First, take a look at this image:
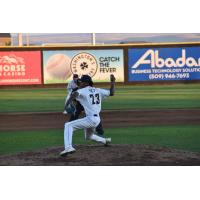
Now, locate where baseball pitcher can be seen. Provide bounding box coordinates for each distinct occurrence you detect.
[60,74,115,156]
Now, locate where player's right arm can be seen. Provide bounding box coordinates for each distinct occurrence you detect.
[110,74,116,96]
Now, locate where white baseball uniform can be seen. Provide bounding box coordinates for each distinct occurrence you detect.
[64,86,110,149]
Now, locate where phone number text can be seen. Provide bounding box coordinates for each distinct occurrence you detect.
[149,73,190,80]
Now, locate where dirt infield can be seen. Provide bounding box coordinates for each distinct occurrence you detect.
[1,144,200,166]
[1,109,200,131]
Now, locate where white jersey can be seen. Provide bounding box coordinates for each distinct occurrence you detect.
[76,86,110,116]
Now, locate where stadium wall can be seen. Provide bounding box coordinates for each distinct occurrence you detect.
[1,42,200,87]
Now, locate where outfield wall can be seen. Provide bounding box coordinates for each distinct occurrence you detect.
[1,42,200,86]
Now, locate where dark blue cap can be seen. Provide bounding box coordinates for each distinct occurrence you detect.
[80,75,93,86]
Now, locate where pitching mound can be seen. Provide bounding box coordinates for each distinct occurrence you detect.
[1,144,200,166]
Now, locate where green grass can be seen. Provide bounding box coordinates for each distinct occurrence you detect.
[0,88,65,112]
[1,125,200,155]
[0,84,200,112]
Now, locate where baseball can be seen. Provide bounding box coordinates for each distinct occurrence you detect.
[45,54,72,80]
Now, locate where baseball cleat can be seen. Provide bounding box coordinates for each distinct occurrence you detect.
[60,146,76,157]
[104,138,111,146]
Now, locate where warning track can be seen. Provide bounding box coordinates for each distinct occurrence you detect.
[0,109,200,131]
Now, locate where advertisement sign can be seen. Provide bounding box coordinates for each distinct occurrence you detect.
[128,47,200,81]
[43,49,124,84]
[0,51,41,85]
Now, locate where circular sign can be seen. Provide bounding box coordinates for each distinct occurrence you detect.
[70,52,98,77]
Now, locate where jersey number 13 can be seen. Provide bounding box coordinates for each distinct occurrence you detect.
[89,94,100,105]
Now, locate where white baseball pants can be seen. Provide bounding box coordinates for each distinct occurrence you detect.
[64,116,107,149]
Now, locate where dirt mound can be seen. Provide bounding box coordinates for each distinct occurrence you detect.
[1,144,200,166]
